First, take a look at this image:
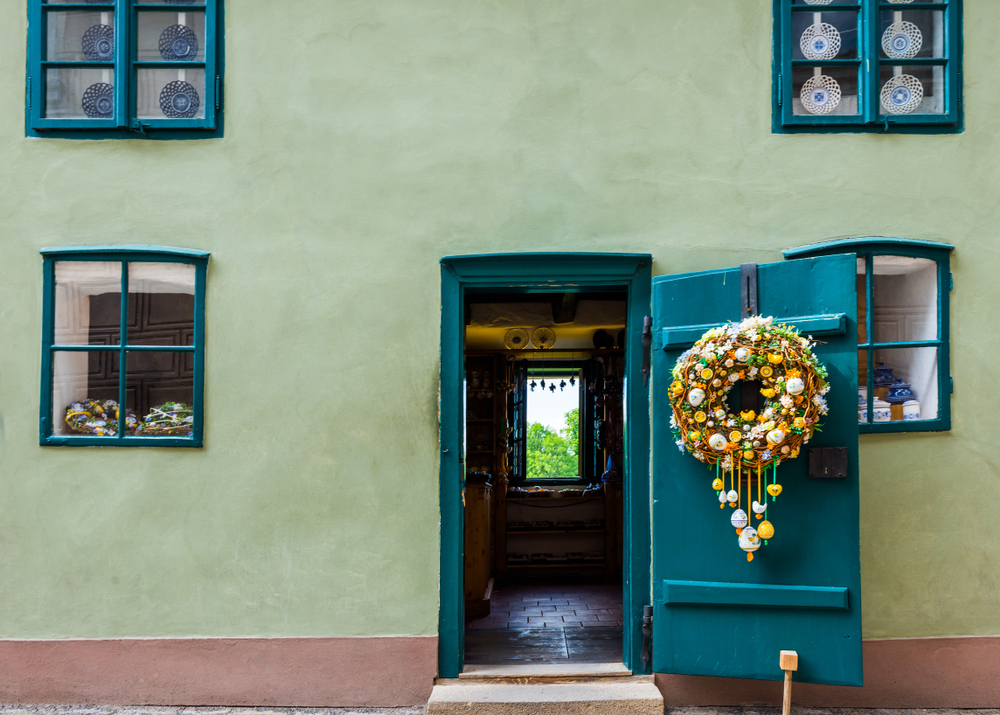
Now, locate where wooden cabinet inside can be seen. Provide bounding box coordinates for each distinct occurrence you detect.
[464,474,494,618]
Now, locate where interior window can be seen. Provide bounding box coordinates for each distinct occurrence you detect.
[526,365,581,481]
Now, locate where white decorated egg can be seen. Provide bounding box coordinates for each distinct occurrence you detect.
[786,377,805,395]
[731,509,748,529]
[752,500,767,515]
[734,347,750,363]
[739,527,761,552]
[766,429,786,446]
[726,489,739,504]
[688,388,706,407]
[708,433,728,451]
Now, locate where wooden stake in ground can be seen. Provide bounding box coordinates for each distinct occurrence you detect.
[780,650,798,715]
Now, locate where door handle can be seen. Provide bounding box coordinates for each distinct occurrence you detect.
[641,316,652,387]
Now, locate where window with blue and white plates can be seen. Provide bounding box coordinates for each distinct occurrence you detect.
[773,0,962,133]
[27,0,222,139]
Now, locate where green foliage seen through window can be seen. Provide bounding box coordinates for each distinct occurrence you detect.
[526,408,579,480]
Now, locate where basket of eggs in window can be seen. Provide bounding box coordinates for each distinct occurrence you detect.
[65,400,194,437]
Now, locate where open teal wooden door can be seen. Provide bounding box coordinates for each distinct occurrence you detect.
[650,255,862,686]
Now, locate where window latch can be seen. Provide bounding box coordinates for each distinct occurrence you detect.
[130,121,150,135]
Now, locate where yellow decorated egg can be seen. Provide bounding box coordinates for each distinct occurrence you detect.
[688,430,702,441]
[757,520,775,539]
[767,483,782,497]
[743,450,754,461]
[793,416,807,430]
[711,477,724,491]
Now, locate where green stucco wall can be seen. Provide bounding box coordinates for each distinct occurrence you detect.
[0,0,996,640]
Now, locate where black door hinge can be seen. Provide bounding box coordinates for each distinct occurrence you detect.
[640,604,653,672]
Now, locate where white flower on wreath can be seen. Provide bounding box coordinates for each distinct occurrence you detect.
[813,395,829,414]
[748,367,758,378]
[762,449,773,461]
[676,439,685,453]
[820,383,831,396]
[780,395,794,409]
[669,414,678,429]
[727,418,737,427]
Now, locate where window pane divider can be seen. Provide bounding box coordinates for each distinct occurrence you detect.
[50,344,195,352]
[862,340,942,350]
[117,262,129,439]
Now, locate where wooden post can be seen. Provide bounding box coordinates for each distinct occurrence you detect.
[780,650,798,715]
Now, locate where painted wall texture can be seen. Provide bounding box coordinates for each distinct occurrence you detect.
[0,0,996,642]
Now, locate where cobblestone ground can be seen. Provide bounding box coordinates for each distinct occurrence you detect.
[2,707,999,715]
[0,709,427,715]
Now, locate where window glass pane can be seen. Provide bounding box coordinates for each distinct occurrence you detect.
[792,0,859,4]
[136,0,205,4]
[136,11,206,62]
[857,350,870,424]
[880,10,945,60]
[792,65,860,116]
[53,350,123,437]
[526,368,581,480]
[127,351,194,437]
[46,10,114,62]
[872,256,938,343]
[137,68,205,119]
[127,263,195,346]
[45,68,115,119]
[55,261,122,345]
[872,347,938,423]
[792,11,858,61]
[879,64,946,115]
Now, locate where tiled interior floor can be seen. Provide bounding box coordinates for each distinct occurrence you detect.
[468,582,623,629]
[464,582,623,664]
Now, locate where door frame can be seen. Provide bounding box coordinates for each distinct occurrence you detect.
[438,252,653,678]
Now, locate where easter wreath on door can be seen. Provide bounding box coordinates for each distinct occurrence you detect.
[668,315,831,561]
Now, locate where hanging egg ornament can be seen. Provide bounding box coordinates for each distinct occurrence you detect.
[731,509,748,530]
[786,377,805,395]
[727,489,739,505]
[752,500,767,515]
[767,483,783,498]
[709,433,728,451]
[719,490,728,507]
[734,347,750,363]
[712,477,724,491]
[766,429,785,446]
[688,388,707,407]
[757,520,775,540]
[739,527,761,561]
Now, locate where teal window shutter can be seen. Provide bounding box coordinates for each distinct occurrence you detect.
[784,238,953,433]
[27,0,223,139]
[773,0,962,134]
[39,246,209,447]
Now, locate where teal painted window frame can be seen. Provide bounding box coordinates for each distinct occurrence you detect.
[40,245,209,447]
[439,253,652,678]
[27,0,223,139]
[773,0,962,134]
[784,238,952,433]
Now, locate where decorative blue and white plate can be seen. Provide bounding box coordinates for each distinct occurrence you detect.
[800,23,841,61]
[159,24,198,61]
[880,74,923,114]
[82,82,114,118]
[82,24,114,61]
[800,74,842,114]
[803,0,834,4]
[882,21,922,59]
[159,80,200,118]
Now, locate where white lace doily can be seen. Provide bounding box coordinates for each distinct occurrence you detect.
[800,74,842,114]
[882,21,922,59]
[800,23,841,61]
[881,74,924,114]
[803,0,834,4]
[887,0,915,4]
